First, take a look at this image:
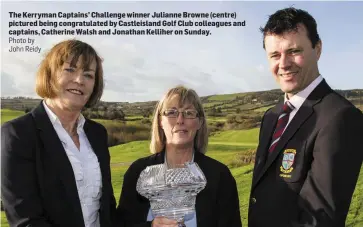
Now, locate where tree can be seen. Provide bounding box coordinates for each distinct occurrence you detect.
[106,108,125,120]
[207,107,218,116]
[142,108,153,118]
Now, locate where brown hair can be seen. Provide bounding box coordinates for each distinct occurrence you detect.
[36,39,104,107]
[150,86,208,154]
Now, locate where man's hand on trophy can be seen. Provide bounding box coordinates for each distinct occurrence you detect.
[152,217,179,227]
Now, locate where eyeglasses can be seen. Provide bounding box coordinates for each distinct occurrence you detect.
[161,109,199,119]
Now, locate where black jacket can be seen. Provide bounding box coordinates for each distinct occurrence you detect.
[116,150,242,227]
[1,102,116,227]
[249,80,363,227]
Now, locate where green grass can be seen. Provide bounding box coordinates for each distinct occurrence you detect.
[110,165,129,202]
[1,212,8,227]
[1,109,24,124]
[125,115,144,120]
[346,166,363,227]
[231,165,254,225]
[109,141,150,164]
[209,128,259,145]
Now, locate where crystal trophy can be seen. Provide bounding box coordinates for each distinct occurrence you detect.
[136,162,207,227]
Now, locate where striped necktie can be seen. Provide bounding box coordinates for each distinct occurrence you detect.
[268,101,294,153]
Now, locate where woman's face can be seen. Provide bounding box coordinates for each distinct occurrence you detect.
[53,56,96,111]
[160,95,202,149]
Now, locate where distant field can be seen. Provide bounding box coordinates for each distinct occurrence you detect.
[93,118,126,126]
[125,115,144,120]
[254,105,274,112]
[207,93,245,101]
[0,109,226,126]
[206,116,226,123]
[203,101,224,108]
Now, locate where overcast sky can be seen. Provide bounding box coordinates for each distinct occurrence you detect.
[1,1,362,102]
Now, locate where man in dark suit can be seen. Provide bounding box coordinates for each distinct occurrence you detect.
[248,7,363,227]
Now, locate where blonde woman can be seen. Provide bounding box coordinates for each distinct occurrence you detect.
[116,86,242,227]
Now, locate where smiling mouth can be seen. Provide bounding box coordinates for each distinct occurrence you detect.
[279,72,298,78]
[67,89,84,95]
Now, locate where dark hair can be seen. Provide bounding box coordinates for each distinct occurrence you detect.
[260,7,320,49]
[36,39,104,108]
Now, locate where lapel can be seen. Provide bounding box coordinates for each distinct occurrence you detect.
[149,150,165,166]
[193,152,211,227]
[252,80,331,190]
[83,120,107,207]
[83,120,103,161]
[31,102,84,219]
[252,103,282,183]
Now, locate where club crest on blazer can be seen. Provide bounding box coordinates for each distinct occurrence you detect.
[279,149,296,178]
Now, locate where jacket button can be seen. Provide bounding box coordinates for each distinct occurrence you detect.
[251,197,257,204]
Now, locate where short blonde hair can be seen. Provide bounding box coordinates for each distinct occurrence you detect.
[150,86,208,154]
[36,39,104,108]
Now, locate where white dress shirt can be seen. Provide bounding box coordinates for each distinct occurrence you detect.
[284,75,323,128]
[43,102,102,227]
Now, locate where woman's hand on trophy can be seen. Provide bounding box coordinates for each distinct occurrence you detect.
[152,217,178,227]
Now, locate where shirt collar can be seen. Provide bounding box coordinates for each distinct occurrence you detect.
[284,75,323,111]
[42,100,86,129]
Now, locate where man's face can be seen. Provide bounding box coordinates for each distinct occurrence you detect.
[264,24,322,98]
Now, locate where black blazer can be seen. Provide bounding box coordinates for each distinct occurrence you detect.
[115,150,242,227]
[1,102,116,227]
[248,80,363,227]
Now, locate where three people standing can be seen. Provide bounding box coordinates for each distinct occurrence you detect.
[2,6,363,227]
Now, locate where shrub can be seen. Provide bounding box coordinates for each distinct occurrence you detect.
[105,123,151,146]
[24,107,31,113]
[141,118,152,125]
[228,149,257,168]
